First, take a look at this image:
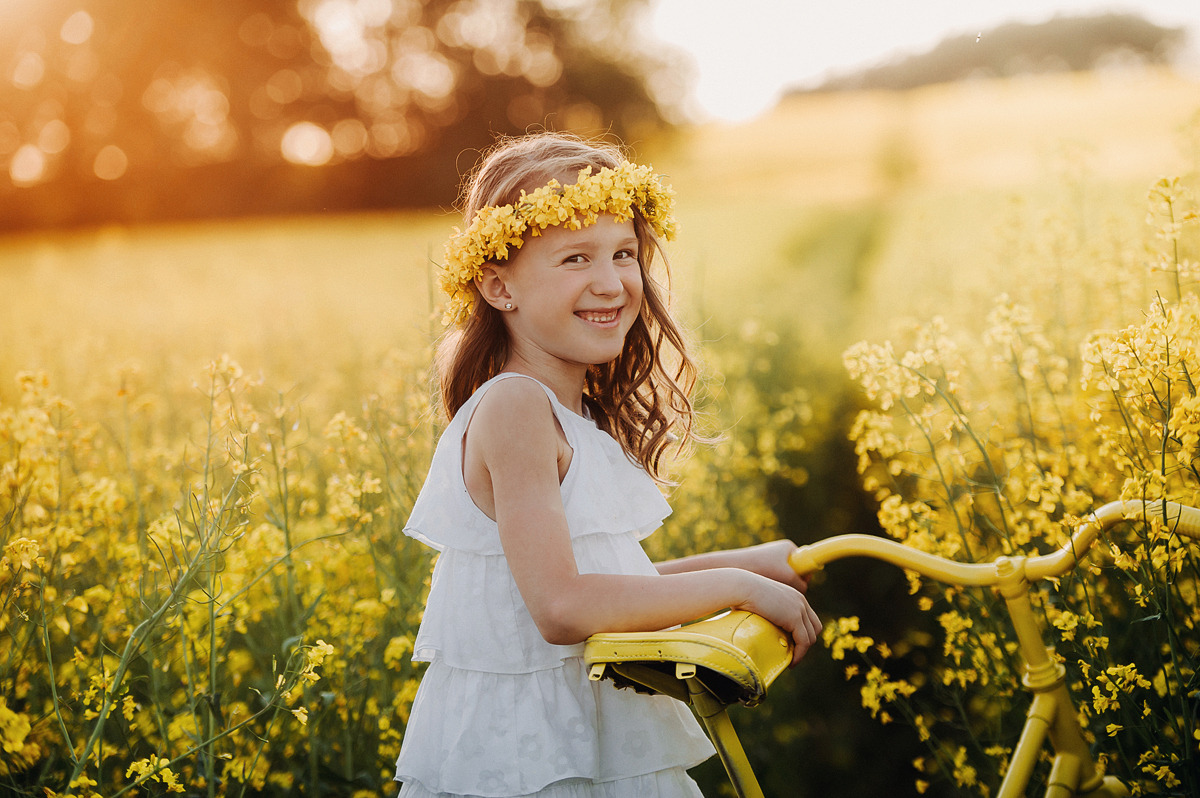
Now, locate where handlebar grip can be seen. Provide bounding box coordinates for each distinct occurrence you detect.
[788,545,821,576]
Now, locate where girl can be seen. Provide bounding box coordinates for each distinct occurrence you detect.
[395,133,821,797]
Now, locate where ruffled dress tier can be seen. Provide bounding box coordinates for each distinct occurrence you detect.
[395,374,714,797]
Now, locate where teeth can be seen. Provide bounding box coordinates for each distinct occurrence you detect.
[579,310,618,323]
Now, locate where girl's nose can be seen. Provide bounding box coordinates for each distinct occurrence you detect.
[591,260,624,296]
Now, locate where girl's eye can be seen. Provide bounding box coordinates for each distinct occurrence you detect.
[615,249,638,261]
[563,254,587,265]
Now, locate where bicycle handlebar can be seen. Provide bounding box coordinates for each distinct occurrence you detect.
[790,500,1200,586]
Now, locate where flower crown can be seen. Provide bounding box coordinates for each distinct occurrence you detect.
[440,161,677,326]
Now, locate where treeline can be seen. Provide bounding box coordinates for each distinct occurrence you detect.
[0,0,681,232]
[807,13,1187,93]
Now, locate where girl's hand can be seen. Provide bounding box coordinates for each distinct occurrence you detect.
[736,571,822,666]
[734,539,810,594]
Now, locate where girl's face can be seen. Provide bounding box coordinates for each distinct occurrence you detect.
[496,213,643,375]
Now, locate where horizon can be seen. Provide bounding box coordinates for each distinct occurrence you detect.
[650,0,1200,122]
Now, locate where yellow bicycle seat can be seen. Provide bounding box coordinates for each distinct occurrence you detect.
[584,611,792,708]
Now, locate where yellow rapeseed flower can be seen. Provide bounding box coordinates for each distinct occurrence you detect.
[3,538,42,573]
[821,616,874,661]
[0,697,32,756]
[127,757,185,794]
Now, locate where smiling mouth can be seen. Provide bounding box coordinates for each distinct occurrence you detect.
[576,309,620,324]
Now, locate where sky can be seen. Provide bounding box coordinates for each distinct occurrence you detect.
[650,0,1200,122]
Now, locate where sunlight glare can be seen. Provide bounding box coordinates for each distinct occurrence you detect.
[392,49,456,99]
[652,0,1200,123]
[309,0,388,76]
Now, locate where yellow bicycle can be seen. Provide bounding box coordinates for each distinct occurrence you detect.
[585,500,1200,798]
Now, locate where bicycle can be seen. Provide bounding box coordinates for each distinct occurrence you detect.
[585,499,1200,798]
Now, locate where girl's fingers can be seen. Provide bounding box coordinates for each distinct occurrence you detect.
[791,628,813,665]
[789,602,822,665]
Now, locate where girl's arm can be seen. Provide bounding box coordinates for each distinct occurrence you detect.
[466,379,821,665]
[655,540,810,594]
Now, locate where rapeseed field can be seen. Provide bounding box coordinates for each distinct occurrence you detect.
[2,69,1199,796]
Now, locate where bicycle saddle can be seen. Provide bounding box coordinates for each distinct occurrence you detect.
[584,610,792,708]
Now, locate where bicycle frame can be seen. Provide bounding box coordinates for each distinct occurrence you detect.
[586,499,1200,797]
[789,499,1200,798]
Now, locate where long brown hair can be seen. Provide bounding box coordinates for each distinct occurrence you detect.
[439,132,700,480]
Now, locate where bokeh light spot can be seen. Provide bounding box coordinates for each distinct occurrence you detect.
[358,0,392,27]
[38,120,71,154]
[60,11,95,45]
[93,145,128,180]
[266,69,304,104]
[266,25,303,60]
[12,52,45,89]
[524,48,562,88]
[238,13,273,47]
[10,144,47,186]
[393,50,456,99]
[331,118,368,157]
[367,119,420,158]
[281,122,333,165]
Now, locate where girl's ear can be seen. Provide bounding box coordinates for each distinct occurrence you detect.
[476,266,514,311]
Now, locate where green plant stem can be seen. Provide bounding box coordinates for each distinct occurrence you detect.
[63,472,246,794]
[38,582,75,763]
[271,408,303,629]
[108,698,289,798]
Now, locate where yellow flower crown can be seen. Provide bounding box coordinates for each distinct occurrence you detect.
[440,161,677,326]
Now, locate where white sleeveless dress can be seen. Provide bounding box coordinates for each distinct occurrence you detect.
[394,374,714,797]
